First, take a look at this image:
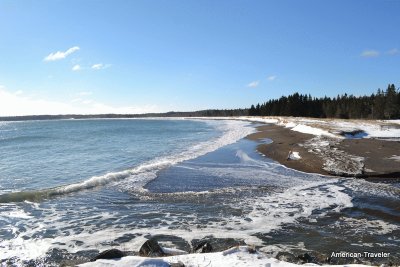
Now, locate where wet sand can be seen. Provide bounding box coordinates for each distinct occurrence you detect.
[247,124,400,178]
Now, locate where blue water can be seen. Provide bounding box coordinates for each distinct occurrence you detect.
[0,119,218,192]
[0,119,399,266]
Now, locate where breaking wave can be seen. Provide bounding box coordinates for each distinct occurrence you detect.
[0,120,254,203]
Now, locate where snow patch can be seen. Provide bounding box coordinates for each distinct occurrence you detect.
[289,151,301,160]
[388,155,400,162]
[291,124,338,138]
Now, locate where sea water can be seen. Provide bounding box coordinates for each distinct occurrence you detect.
[0,119,399,266]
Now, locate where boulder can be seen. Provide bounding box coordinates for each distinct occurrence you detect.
[193,241,212,253]
[170,262,185,267]
[90,248,125,261]
[139,239,166,257]
[298,253,318,264]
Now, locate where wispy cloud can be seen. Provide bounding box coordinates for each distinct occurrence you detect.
[44,46,80,62]
[76,91,92,96]
[361,49,380,58]
[386,48,399,55]
[267,75,276,81]
[247,81,259,88]
[0,86,158,116]
[91,63,111,70]
[72,64,81,71]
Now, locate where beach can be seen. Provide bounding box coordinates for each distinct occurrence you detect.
[245,117,400,179]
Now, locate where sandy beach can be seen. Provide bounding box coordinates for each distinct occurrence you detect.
[247,122,400,179]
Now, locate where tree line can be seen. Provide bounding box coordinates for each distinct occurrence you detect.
[0,109,249,121]
[249,84,400,119]
[1,84,399,121]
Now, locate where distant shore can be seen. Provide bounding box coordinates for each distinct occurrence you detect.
[247,123,400,179]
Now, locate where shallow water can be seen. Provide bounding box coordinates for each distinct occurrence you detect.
[0,119,399,266]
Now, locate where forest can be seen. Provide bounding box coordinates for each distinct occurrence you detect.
[249,84,400,119]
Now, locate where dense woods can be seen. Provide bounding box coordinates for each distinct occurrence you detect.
[249,84,400,119]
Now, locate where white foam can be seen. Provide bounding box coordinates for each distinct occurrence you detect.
[230,181,353,234]
[334,217,399,235]
[0,163,354,262]
[0,209,33,219]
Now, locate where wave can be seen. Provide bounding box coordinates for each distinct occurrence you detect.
[0,120,254,203]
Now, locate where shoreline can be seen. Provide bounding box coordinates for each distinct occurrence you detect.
[247,122,400,179]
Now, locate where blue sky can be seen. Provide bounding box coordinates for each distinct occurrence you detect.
[0,0,399,115]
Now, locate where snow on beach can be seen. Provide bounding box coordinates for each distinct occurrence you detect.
[238,116,400,140]
[214,116,400,176]
[80,246,372,267]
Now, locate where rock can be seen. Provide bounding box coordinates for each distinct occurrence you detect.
[297,253,316,264]
[276,251,297,263]
[90,248,125,261]
[139,239,166,257]
[170,262,185,267]
[193,241,212,253]
[247,246,257,254]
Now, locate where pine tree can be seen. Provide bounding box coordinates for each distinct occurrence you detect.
[385,84,398,119]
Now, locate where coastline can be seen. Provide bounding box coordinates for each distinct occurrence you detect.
[246,121,400,179]
[2,118,399,266]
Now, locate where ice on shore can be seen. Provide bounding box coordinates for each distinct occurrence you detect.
[304,136,364,176]
[290,124,338,138]
[79,246,372,267]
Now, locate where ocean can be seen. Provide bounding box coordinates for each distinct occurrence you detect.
[0,119,399,266]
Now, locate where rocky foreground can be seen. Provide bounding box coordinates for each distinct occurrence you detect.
[79,239,384,267]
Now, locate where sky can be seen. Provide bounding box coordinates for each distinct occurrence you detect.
[0,0,399,116]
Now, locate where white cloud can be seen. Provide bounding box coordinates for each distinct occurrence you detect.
[76,91,92,96]
[72,64,81,71]
[386,48,399,55]
[44,46,80,62]
[0,86,159,116]
[91,63,111,70]
[267,75,276,81]
[361,49,379,58]
[247,81,259,88]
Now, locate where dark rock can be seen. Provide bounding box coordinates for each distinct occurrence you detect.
[276,251,297,263]
[325,256,332,264]
[170,262,185,267]
[144,234,191,253]
[90,248,125,261]
[247,246,257,254]
[139,239,166,257]
[297,253,316,264]
[353,257,363,264]
[193,241,212,253]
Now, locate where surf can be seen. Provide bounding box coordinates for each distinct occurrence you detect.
[0,119,254,203]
